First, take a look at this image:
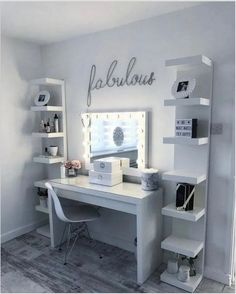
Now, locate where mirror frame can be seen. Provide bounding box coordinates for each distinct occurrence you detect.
[81,111,148,176]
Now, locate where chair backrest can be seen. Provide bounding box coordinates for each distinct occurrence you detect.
[45,182,70,223]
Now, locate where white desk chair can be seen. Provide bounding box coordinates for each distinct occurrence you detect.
[45,182,100,264]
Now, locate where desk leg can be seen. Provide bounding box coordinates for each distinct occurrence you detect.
[136,190,163,284]
[48,193,66,248]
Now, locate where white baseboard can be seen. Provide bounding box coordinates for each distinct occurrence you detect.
[1,218,48,244]
[204,266,231,285]
[90,229,134,253]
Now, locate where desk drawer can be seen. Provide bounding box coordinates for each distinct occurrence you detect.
[56,189,136,215]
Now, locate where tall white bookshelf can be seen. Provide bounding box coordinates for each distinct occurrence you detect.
[30,78,67,237]
[161,55,213,292]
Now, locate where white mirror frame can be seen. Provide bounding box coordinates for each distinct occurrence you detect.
[81,111,148,176]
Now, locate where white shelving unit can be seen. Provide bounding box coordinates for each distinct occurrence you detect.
[33,156,64,164]
[32,132,64,138]
[31,77,67,238]
[31,106,63,112]
[161,55,213,292]
[164,97,210,107]
[161,235,204,258]
[162,203,205,222]
[35,205,49,214]
[162,170,206,185]
[163,137,208,145]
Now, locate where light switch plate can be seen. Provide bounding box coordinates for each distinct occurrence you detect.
[211,123,223,135]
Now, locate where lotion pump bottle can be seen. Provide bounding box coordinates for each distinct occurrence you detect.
[54,114,59,132]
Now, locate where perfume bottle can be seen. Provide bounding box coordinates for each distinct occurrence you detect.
[46,119,51,133]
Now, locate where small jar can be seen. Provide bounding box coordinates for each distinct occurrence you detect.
[141,168,159,191]
[167,258,178,274]
[178,265,190,282]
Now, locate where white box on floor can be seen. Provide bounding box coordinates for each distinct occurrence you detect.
[93,157,121,173]
[89,170,123,186]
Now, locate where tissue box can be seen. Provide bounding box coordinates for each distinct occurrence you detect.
[93,157,121,173]
[89,170,123,186]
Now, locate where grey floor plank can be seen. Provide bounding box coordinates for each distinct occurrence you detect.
[1,270,52,293]
[223,284,235,293]
[1,231,228,293]
[195,278,225,293]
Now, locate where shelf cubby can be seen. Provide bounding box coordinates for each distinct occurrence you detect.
[161,235,204,258]
[162,203,205,222]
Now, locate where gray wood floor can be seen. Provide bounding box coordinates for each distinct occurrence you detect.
[1,231,235,293]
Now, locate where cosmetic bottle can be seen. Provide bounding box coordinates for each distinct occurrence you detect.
[46,120,51,133]
[54,114,59,132]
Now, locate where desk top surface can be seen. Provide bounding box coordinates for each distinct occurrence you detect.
[50,175,159,201]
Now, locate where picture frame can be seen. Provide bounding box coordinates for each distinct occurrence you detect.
[171,78,196,99]
[34,90,50,106]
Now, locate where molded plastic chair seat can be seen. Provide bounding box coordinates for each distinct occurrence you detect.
[45,181,100,264]
[63,205,99,222]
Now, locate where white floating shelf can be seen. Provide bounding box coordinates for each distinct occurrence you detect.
[163,137,208,145]
[165,55,212,68]
[32,132,64,138]
[162,170,206,184]
[160,270,202,292]
[33,156,64,164]
[162,203,205,222]
[34,180,48,188]
[35,205,49,214]
[36,224,50,238]
[30,78,64,86]
[31,106,63,112]
[164,98,210,107]
[161,235,203,257]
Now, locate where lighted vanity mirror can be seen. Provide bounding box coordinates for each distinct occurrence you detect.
[81,111,148,175]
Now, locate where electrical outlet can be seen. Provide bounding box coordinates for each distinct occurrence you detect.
[211,123,223,135]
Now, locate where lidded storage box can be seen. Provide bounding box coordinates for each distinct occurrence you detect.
[93,157,121,173]
[89,170,122,186]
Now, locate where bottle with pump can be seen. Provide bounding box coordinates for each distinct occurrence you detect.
[54,114,59,132]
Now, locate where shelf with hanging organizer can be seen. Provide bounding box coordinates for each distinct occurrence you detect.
[30,78,68,237]
[160,55,213,292]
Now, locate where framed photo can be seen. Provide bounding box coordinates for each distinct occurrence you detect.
[34,90,50,106]
[171,78,196,99]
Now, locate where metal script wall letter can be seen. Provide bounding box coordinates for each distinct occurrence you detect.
[87,57,156,107]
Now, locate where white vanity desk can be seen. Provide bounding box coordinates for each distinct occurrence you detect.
[48,175,163,284]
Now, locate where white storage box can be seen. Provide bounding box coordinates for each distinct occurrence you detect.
[108,157,130,168]
[89,170,123,186]
[93,157,121,173]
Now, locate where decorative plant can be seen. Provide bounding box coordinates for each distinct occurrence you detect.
[64,160,81,170]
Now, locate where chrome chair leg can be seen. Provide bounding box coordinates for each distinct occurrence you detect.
[58,223,67,251]
[64,223,72,265]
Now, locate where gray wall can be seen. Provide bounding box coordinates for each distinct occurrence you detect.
[1,36,46,242]
[41,2,235,283]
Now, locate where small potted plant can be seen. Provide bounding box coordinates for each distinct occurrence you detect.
[64,160,81,177]
[37,188,48,208]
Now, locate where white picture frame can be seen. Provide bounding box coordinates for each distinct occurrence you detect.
[171,78,196,99]
[34,90,50,106]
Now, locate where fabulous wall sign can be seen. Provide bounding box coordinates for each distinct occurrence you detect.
[87,57,156,107]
